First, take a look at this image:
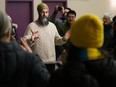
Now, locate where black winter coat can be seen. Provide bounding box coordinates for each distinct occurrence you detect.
[48,57,116,87]
[84,57,116,87]
[48,62,99,87]
[0,41,50,87]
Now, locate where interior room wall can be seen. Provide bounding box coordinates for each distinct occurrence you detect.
[33,0,42,20]
[68,0,116,20]
[1,0,116,21]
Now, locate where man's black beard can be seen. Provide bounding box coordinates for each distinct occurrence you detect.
[38,17,49,26]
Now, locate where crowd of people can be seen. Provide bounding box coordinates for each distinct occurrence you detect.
[1,2,116,87]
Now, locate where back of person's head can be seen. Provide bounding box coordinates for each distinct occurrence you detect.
[113,15,116,23]
[70,14,104,48]
[0,10,11,40]
[112,15,116,31]
[37,3,49,14]
[66,14,104,62]
[67,10,76,17]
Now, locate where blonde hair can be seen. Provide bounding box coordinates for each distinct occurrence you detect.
[0,10,11,39]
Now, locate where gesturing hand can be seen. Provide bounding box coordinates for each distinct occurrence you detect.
[31,30,39,42]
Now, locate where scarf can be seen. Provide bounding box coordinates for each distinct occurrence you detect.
[68,47,104,62]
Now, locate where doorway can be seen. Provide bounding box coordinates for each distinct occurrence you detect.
[6,0,33,39]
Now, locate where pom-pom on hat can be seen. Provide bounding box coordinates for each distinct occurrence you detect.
[37,3,49,13]
[70,14,104,48]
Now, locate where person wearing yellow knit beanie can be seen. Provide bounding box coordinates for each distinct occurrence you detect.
[48,14,116,87]
[68,14,104,61]
[70,14,104,48]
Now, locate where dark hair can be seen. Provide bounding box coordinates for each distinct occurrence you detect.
[113,15,116,23]
[112,15,116,31]
[67,10,76,17]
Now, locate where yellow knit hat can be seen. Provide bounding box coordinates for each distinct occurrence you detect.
[70,14,104,48]
[37,3,49,13]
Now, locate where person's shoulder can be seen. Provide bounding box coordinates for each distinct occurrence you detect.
[24,52,42,63]
[81,74,99,87]
[26,21,38,29]
[49,21,57,27]
[10,42,39,63]
[49,21,62,26]
[11,42,42,63]
[27,21,37,26]
[49,21,55,25]
[49,66,99,87]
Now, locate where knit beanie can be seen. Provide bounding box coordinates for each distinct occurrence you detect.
[37,3,49,13]
[70,14,104,48]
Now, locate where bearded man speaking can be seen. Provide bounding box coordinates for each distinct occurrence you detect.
[23,3,70,75]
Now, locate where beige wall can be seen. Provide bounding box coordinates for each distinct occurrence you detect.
[34,0,42,20]
[68,0,116,19]
[0,0,5,12]
[1,0,116,20]
[34,0,116,20]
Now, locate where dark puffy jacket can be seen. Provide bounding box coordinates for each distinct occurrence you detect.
[102,23,112,50]
[48,56,116,87]
[0,41,50,87]
[84,57,116,87]
[48,62,99,87]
